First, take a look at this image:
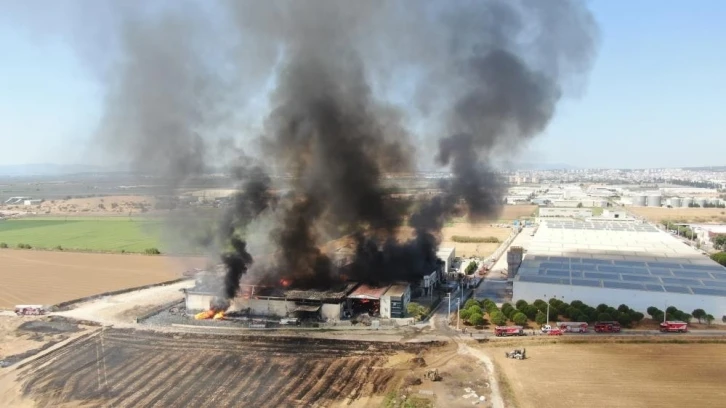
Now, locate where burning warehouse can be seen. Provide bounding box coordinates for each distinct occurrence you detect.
[231,283,358,321]
[184,279,411,322]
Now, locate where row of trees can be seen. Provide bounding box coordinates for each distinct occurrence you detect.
[688,202,726,208]
[646,306,716,325]
[512,298,646,328]
[711,235,726,250]
[711,252,726,267]
[662,221,697,240]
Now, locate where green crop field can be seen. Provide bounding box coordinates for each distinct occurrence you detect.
[0,217,164,253]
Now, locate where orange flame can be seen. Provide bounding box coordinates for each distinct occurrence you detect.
[213,311,225,320]
[280,278,291,287]
[194,310,216,320]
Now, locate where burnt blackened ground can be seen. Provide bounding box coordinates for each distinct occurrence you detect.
[17,317,81,335]
[16,328,441,407]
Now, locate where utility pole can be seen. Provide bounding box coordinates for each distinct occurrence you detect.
[546,301,550,326]
[456,299,461,331]
[447,294,451,320]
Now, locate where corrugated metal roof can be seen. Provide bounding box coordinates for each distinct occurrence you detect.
[348,284,390,300]
[383,284,409,297]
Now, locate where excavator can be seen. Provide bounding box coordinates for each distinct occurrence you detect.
[505,348,526,360]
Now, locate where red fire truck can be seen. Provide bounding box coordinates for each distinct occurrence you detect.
[14,305,46,316]
[494,326,525,337]
[540,325,564,335]
[594,321,621,333]
[558,322,588,333]
[659,321,688,333]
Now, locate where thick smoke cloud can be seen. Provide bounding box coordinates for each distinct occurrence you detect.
[11,1,598,298]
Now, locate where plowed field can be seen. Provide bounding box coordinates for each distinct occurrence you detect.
[16,330,433,407]
[487,342,726,408]
[0,249,202,308]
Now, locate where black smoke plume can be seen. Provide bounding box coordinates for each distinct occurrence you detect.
[11,1,598,298]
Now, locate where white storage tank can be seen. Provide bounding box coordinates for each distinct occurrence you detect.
[681,197,693,207]
[647,195,662,207]
[669,197,682,207]
[633,195,647,206]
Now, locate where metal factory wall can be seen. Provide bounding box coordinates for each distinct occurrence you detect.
[185,293,215,311]
[513,281,726,323]
[232,298,296,317]
[321,303,343,321]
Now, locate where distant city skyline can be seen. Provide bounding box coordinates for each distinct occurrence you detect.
[0,1,724,169]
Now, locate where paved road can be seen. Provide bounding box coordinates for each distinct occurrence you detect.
[473,226,535,303]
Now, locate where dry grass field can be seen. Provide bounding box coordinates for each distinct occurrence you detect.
[0,249,204,308]
[627,206,726,223]
[442,223,512,258]
[8,330,436,408]
[487,342,726,408]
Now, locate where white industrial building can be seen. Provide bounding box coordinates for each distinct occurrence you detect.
[513,220,726,319]
[437,247,455,275]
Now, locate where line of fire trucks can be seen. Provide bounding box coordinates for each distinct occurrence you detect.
[493,320,689,337]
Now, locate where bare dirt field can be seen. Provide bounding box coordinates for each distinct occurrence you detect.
[486,342,726,408]
[442,224,512,258]
[627,206,726,223]
[6,329,441,408]
[0,249,204,308]
[498,205,537,221]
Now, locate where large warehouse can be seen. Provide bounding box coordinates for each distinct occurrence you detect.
[513,220,726,318]
[184,280,412,321]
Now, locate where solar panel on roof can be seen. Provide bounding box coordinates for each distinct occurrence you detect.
[709,273,726,281]
[702,280,726,288]
[691,287,726,297]
[676,270,713,279]
[661,277,703,286]
[517,267,539,276]
[663,285,692,294]
[570,278,601,287]
[541,262,565,269]
[648,268,674,276]
[545,269,570,278]
[518,275,567,285]
[615,260,647,267]
[621,274,661,283]
[648,262,683,269]
[622,267,650,275]
[597,265,620,273]
[644,284,666,292]
[688,264,726,272]
[603,281,645,291]
[571,271,583,278]
[585,272,619,280]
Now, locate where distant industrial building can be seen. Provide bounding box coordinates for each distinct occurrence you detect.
[513,220,726,318]
[3,197,31,205]
[539,208,593,218]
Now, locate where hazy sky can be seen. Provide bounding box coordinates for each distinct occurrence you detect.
[0,1,724,169]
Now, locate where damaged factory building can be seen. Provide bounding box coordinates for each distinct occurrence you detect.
[184,280,413,321]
